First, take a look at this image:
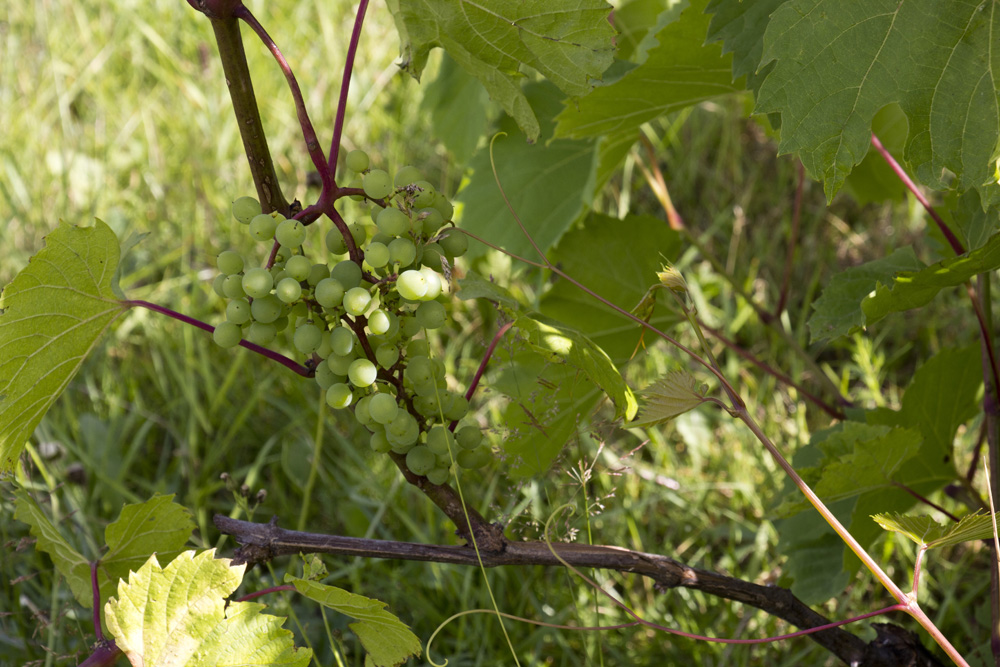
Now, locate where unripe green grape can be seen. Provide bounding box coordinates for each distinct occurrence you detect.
[444,392,470,421]
[242,268,274,299]
[412,181,436,208]
[348,358,377,387]
[316,330,333,358]
[370,231,393,247]
[377,207,410,237]
[370,427,392,453]
[375,342,400,369]
[418,208,444,232]
[345,149,370,173]
[404,355,433,385]
[413,394,440,417]
[364,241,390,269]
[409,214,424,237]
[368,392,399,425]
[251,295,283,324]
[290,301,309,319]
[329,327,355,356]
[275,219,306,248]
[226,299,251,325]
[326,383,353,409]
[396,270,427,300]
[343,287,372,316]
[285,255,312,281]
[232,196,262,225]
[326,228,349,255]
[331,260,362,289]
[315,278,345,308]
[354,395,373,428]
[247,321,277,345]
[217,250,244,275]
[276,278,302,304]
[399,316,421,339]
[421,243,445,272]
[223,274,246,299]
[327,352,355,376]
[294,323,322,355]
[432,193,454,221]
[213,321,242,348]
[413,377,445,399]
[273,315,290,333]
[406,339,430,359]
[271,269,289,284]
[367,309,391,335]
[388,238,416,268]
[212,273,227,298]
[349,175,365,201]
[307,263,330,286]
[439,227,468,258]
[314,362,339,390]
[419,267,443,300]
[349,222,368,246]
[425,467,450,486]
[394,165,423,188]
[249,213,278,242]
[388,410,417,439]
[456,425,482,450]
[457,446,491,469]
[405,445,436,476]
[387,422,419,450]
[416,300,447,329]
[363,169,392,200]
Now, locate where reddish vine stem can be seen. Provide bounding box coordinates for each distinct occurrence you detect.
[328,0,370,175]
[90,561,103,642]
[892,482,960,522]
[125,301,312,377]
[774,160,805,319]
[464,321,514,402]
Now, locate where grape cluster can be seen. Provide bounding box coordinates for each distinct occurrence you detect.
[211,152,490,483]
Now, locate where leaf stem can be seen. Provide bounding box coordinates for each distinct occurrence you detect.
[328,0,370,175]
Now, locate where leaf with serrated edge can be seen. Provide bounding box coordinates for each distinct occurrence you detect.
[0,220,128,471]
[13,489,92,606]
[755,0,1000,204]
[629,371,705,427]
[873,511,999,549]
[288,576,421,667]
[106,550,310,667]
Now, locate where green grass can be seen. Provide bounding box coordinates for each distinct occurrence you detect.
[1,2,995,667]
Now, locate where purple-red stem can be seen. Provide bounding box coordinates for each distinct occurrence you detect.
[125,300,312,376]
[236,584,296,602]
[463,321,514,403]
[892,481,960,522]
[327,0,370,175]
[774,160,804,318]
[90,561,103,641]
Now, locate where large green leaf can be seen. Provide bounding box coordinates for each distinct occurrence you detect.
[539,212,683,364]
[704,0,784,92]
[755,0,1000,204]
[0,219,127,472]
[807,247,923,342]
[555,0,744,139]
[106,550,310,667]
[387,0,615,141]
[420,53,494,164]
[457,81,599,262]
[862,233,1000,326]
[287,576,422,667]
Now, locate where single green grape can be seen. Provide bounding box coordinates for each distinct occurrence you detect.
[418,208,444,232]
[223,274,246,299]
[368,392,399,425]
[419,267,443,300]
[212,273,227,298]
[344,287,372,316]
[213,321,242,348]
[377,207,410,237]
[349,222,368,245]
[275,219,306,248]
[443,392,470,421]
[456,425,482,450]
[290,301,309,319]
[396,270,427,300]
[327,352,356,376]
[438,227,468,258]
[331,260,363,289]
[375,342,400,369]
[226,299,251,325]
[457,446,491,469]
[242,268,274,299]
[412,181,436,208]
[425,467,450,486]
[326,228,349,255]
[388,238,416,267]
[249,213,278,242]
[405,445,436,476]
[329,326,355,356]
[394,165,423,188]
[307,263,330,286]
[293,323,323,355]
[367,309,391,335]
[370,428,392,453]
[405,339,430,358]
[276,278,302,304]
[345,149,370,173]
[421,243,444,271]
[354,395,374,428]
[404,356,433,386]
[364,241,390,269]
[413,394,440,417]
[432,193,454,221]
[348,358,377,387]
[217,250,244,275]
[284,255,312,281]
[232,196,262,225]
[315,278,345,308]
[247,321,277,345]
[415,300,446,329]
[326,383,353,409]
[250,295,283,324]
[388,410,417,439]
[363,169,393,200]
[314,362,339,390]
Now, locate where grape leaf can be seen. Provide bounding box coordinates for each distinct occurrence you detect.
[704,0,784,92]
[629,371,706,427]
[387,0,615,141]
[13,489,92,606]
[539,212,683,364]
[862,232,1000,326]
[105,550,310,667]
[555,0,743,139]
[457,272,521,310]
[0,219,127,472]
[755,0,1000,204]
[287,576,422,667]
[613,0,685,65]
[807,247,923,342]
[457,81,599,262]
[99,494,195,607]
[421,53,494,164]
[872,511,998,549]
